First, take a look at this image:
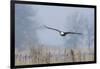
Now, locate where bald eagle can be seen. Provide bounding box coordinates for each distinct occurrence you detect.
[44,25,82,36]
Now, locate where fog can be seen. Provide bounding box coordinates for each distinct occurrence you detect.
[15,4,94,50]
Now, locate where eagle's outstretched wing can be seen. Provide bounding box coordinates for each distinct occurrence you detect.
[44,25,61,32]
[65,32,82,35]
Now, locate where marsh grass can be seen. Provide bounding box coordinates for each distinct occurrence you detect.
[15,45,94,65]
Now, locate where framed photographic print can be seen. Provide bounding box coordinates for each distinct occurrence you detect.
[11,0,96,69]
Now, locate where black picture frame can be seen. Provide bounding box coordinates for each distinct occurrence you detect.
[10,1,96,69]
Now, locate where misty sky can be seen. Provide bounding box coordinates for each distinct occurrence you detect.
[15,4,94,49]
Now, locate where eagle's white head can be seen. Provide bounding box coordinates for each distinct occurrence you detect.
[60,32,65,36]
[60,32,64,35]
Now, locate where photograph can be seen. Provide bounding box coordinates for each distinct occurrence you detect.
[11,1,96,68]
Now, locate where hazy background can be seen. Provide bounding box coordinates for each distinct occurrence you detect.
[15,4,94,50]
